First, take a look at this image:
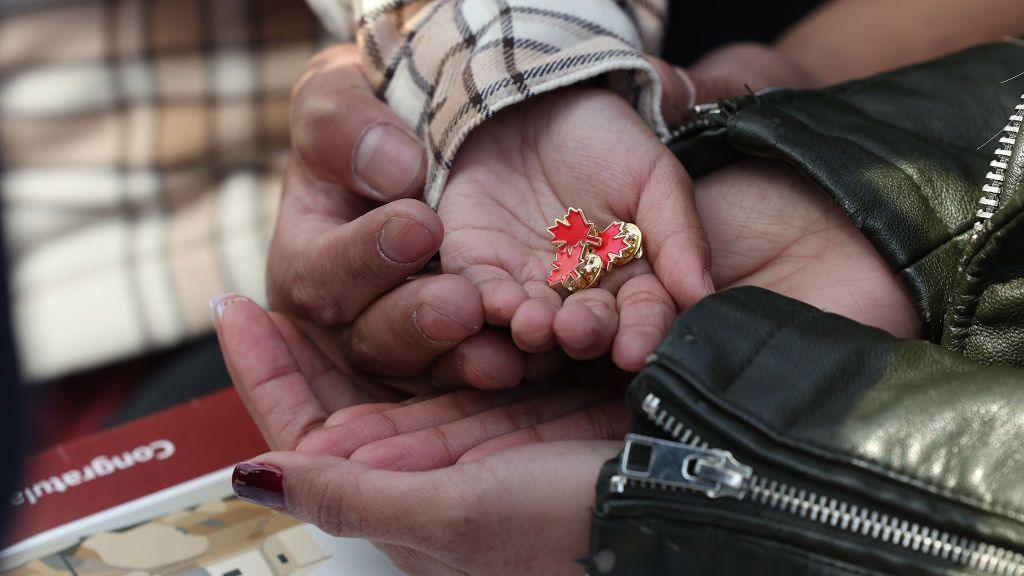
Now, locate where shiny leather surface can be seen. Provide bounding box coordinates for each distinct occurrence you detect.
[669,42,1024,360]
[590,287,1024,574]
[944,167,1024,364]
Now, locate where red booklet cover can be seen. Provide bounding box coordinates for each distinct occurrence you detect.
[3,388,268,547]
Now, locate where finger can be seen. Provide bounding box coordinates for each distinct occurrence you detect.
[510,297,558,353]
[211,295,326,451]
[648,53,787,126]
[295,385,537,456]
[318,402,400,427]
[342,274,484,376]
[235,442,621,548]
[457,264,530,326]
[268,197,443,326]
[647,55,698,127]
[459,400,630,463]
[510,281,564,353]
[430,329,526,390]
[612,273,676,372]
[553,289,618,360]
[320,398,437,430]
[639,156,715,308]
[265,310,381,411]
[690,42,817,97]
[348,385,610,470]
[291,44,425,202]
[232,453,446,544]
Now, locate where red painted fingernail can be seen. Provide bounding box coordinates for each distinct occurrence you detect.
[232,462,284,509]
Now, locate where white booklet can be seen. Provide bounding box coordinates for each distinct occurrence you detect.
[1,466,405,575]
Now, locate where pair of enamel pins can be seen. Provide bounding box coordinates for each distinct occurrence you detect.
[545,208,643,293]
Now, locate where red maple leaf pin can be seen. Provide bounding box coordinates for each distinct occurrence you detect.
[547,208,600,249]
[547,242,587,286]
[593,222,630,269]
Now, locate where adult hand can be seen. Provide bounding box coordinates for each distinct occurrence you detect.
[224,156,918,455]
[270,43,765,385]
[216,292,626,575]
[234,441,618,576]
[268,44,551,390]
[213,294,630,458]
[217,154,918,571]
[697,159,919,338]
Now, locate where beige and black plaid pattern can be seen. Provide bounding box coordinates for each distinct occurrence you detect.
[339,0,669,205]
[1,0,664,381]
[0,0,328,380]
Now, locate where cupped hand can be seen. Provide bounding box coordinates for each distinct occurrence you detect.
[213,294,630,459]
[236,441,618,576]
[225,157,919,455]
[697,159,920,338]
[439,87,714,372]
[269,44,561,390]
[217,291,626,575]
[270,42,809,385]
[433,43,818,372]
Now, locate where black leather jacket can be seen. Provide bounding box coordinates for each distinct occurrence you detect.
[588,42,1024,575]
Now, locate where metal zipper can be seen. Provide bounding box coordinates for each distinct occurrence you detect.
[665,102,724,143]
[610,392,1024,576]
[665,87,789,143]
[974,94,1024,238]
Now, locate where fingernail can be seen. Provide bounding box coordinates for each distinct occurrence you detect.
[209,293,239,323]
[413,304,478,344]
[378,216,437,264]
[675,67,697,112]
[702,270,716,296]
[354,123,425,200]
[232,462,284,509]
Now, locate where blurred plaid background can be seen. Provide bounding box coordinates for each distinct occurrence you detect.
[0,0,330,381]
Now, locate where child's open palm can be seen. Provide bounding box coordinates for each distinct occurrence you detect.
[439,87,713,372]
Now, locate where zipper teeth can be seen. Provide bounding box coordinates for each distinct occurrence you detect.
[974,96,1024,238]
[632,392,1024,576]
[666,114,721,143]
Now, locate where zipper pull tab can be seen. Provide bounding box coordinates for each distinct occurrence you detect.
[614,434,752,499]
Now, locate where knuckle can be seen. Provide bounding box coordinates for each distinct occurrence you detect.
[309,466,363,538]
[308,468,347,537]
[344,323,388,367]
[620,290,673,321]
[276,253,355,325]
[290,90,344,160]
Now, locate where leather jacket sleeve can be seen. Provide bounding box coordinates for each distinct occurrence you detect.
[590,286,1024,575]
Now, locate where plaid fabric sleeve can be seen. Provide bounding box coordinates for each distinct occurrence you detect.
[315,0,669,206]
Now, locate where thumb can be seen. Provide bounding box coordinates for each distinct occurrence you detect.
[291,44,426,202]
[231,451,449,545]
